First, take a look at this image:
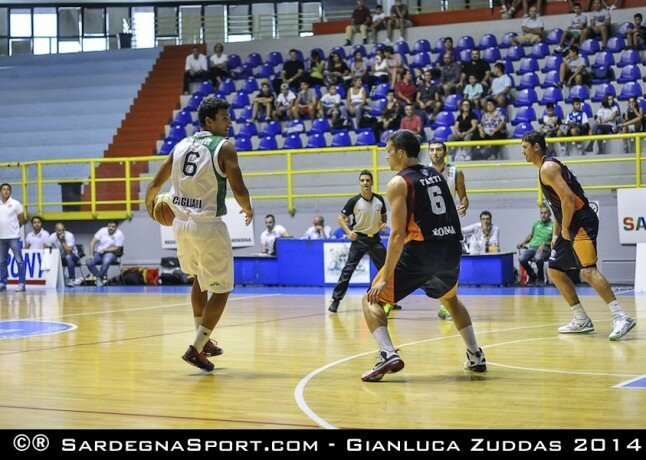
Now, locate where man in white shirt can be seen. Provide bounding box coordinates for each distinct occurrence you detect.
[24,215,50,250]
[183,46,209,94]
[510,6,544,45]
[86,220,124,286]
[303,215,332,239]
[0,183,26,292]
[462,211,500,254]
[45,222,79,288]
[260,214,290,255]
[273,83,297,121]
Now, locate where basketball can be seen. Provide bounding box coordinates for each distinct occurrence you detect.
[153,193,175,226]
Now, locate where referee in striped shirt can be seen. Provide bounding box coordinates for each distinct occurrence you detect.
[329,170,398,313]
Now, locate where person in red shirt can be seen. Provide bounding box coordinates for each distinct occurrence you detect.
[394,70,417,106]
[345,0,372,46]
[400,104,425,142]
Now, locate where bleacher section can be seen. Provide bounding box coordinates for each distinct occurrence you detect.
[0,48,161,209]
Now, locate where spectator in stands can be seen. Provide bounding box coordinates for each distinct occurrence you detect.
[349,50,369,87]
[208,43,229,88]
[251,80,276,123]
[345,0,372,46]
[488,62,513,109]
[510,6,544,45]
[325,52,351,88]
[583,0,622,10]
[260,214,290,255]
[307,49,326,87]
[370,48,390,87]
[473,98,507,160]
[460,49,491,92]
[347,76,368,128]
[435,37,460,69]
[501,0,543,19]
[0,183,26,292]
[317,84,345,126]
[183,46,208,94]
[400,104,425,142]
[416,69,442,121]
[540,102,563,139]
[559,45,589,88]
[304,215,332,239]
[439,51,462,96]
[620,97,644,153]
[463,74,484,110]
[626,13,645,50]
[273,49,305,93]
[291,80,318,121]
[555,3,588,53]
[386,0,413,43]
[449,100,479,159]
[394,69,417,106]
[24,215,50,250]
[581,0,610,48]
[558,97,589,154]
[462,211,500,254]
[86,220,124,287]
[381,89,403,133]
[517,206,553,286]
[384,45,404,84]
[370,4,387,44]
[273,83,296,121]
[590,93,620,153]
[45,223,78,288]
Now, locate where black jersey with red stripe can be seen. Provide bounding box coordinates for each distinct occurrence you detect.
[539,156,590,224]
[397,164,462,243]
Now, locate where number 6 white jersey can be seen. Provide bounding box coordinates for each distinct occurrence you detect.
[169,131,228,220]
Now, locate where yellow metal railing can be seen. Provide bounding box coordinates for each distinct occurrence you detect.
[1,132,643,220]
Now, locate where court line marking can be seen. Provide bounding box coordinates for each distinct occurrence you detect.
[295,322,641,429]
[0,321,78,340]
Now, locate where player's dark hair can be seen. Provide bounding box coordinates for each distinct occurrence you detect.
[198,96,231,127]
[359,170,373,181]
[388,130,420,158]
[635,13,642,21]
[522,130,547,152]
[428,140,447,152]
[31,215,43,224]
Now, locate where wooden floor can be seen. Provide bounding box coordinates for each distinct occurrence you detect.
[0,285,644,429]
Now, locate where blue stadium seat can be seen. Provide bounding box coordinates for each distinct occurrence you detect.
[618,49,639,67]
[378,129,393,147]
[581,102,593,118]
[539,86,564,105]
[431,37,447,53]
[514,89,538,107]
[443,94,460,111]
[237,105,253,122]
[431,111,455,129]
[218,78,236,95]
[639,99,646,114]
[592,51,615,69]
[369,98,387,116]
[580,38,600,56]
[512,122,534,138]
[371,82,390,100]
[258,135,278,150]
[231,92,251,109]
[331,130,351,147]
[483,47,501,63]
[605,36,625,53]
[351,44,367,57]
[618,22,633,35]
[173,109,193,126]
[459,49,472,63]
[234,136,252,151]
[369,43,385,56]
[241,77,259,93]
[330,46,346,59]
[167,124,187,142]
[617,65,642,84]
[413,39,431,54]
[505,45,525,61]
[529,43,550,59]
[617,82,643,101]
[185,93,204,111]
[312,47,326,59]
[512,106,536,125]
[159,139,176,155]
[590,65,615,85]
[255,62,275,79]
[306,132,327,148]
[591,83,616,102]
[283,133,303,149]
[245,52,263,68]
[411,52,431,69]
[393,40,410,55]
[500,32,518,49]
[266,51,283,66]
[238,122,258,137]
[310,117,331,134]
[196,81,214,96]
[565,85,590,103]
[541,104,564,119]
[457,36,475,51]
[355,130,376,146]
[293,50,304,62]
[260,120,282,137]
[478,34,498,50]
[336,84,346,99]
[431,125,451,142]
[227,54,242,70]
[517,57,539,75]
[541,70,561,88]
[542,55,563,73]
[517,72,540,90]
[545,29,564,45]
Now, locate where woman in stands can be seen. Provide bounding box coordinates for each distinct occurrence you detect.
[449,99,479,160]
[380,89,403,135]
[349,50,369,90]
[307,49,326,87]
[208,43,229,88]
[325,52,350,88]
[620,97,644,153]
[369,49,390,88]
[472,98,508,160]
[591,93,620,154]
[347,76,368,129]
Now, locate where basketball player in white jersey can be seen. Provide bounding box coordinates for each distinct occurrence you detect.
[146,97,253,372]
[428,140,469,321]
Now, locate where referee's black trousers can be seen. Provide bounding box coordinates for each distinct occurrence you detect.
[332,235,386,301]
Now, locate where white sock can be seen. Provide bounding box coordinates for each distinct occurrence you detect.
[571,303,589,321]
[193,325,212,352]
[607,300,625,318]
[458,325,479,354]
[194,316,202,329]
[372,326,396,354]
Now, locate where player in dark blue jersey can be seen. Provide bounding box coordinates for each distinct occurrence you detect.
[522,131,636,341]
[360,129,487,382]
